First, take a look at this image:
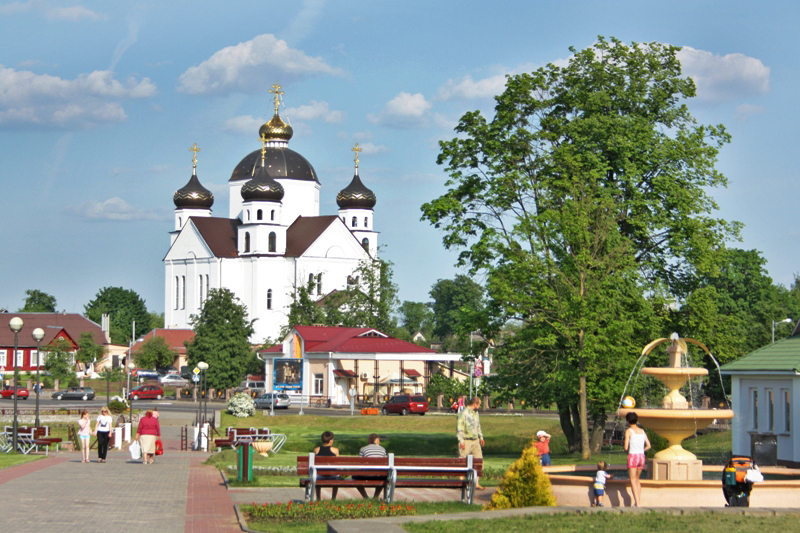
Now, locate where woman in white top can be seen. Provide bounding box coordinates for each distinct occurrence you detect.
[94,407,113,463]
[623,411,651,507]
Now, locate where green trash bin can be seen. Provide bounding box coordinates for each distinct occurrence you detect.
[237,443,253,482]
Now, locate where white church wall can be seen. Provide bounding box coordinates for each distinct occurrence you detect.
[276,180,320,224]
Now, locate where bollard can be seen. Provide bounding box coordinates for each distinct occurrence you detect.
[237,443,253,482]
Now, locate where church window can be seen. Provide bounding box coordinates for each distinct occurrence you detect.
[341,216,345,223]
[178,217,182,227]
[308,273,315,292]
[175,277,179,309]
[268,232,276,252]
[257,209,263,221]
[267,289,273,310]
[361,238,369,252]
[206,274,210,297]
[181,276,186,309]
[244,232,251,253]
[246,210,250,221]
[364,217,369,228]
[199,274,204,303]
[316,273,322,295]
[271,210,275,221]
[352,216,357,228]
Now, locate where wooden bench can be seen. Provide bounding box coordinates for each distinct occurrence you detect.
[297,453,483,504]
[5,426,62,455]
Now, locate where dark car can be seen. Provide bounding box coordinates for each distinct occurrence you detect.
[1,386,29,399]
[381,394,428,416]
[52,387,95,401]
[128,385,164,400]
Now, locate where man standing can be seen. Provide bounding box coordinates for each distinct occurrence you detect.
[457,396,485,490]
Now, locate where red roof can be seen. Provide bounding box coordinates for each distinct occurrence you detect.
[285,216,338,257]
[131,329,195,354]
[0,313,107,348]
[403,369,422,377]
[293,325,436,354]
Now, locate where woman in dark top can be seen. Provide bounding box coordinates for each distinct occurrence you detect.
[313,431,339,500]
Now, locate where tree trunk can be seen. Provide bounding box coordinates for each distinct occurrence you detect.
[578,330,589,459]
[589,411,607,454]
[557,402,579,452]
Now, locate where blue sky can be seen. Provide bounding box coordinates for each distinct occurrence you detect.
[0,0,796,319]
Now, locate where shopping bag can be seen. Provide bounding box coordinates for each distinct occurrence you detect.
[129,440,141,460]
[745,467,764,483]
[155,438,164,456]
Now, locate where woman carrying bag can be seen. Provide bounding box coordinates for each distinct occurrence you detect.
[136,410,161,465]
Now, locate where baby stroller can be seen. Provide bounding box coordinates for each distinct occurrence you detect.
[722,456,756,507]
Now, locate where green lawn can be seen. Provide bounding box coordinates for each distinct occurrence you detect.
[404,512,796,533]
[0,453,44,469]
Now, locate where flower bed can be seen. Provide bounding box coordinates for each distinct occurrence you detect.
[246,500,416,523]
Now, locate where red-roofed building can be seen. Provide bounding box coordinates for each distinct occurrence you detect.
[258,325,462,405]
[130,328,195,370]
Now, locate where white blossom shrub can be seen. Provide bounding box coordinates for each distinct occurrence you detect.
[227,392,256,418]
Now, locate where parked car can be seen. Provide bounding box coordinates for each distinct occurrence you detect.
[254,392,291,409]
[1,386,29,399]
[128,385,164,400]
[159,374,189,387]
[52,387,95,401]
[134,369,160,382]
[236,380,266,396]
[381,394,428,416]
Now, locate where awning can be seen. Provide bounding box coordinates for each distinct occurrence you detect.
[403,369,422,377]
[333,369,357,378]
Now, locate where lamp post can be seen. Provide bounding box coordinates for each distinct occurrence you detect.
[128,362,135,424]
[772,318,793,343]
[32,327,44,428]
[197,362,208,424]
[9,317,23,452]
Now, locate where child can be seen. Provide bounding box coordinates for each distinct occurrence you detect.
[593,460,612,507]
[533,430,551,466]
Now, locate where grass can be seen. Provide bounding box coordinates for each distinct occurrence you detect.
[242,501,481,533]
[404,512,797,533]
[0,453,43,469]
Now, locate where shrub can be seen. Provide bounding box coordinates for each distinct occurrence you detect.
[42,376,54,389]
[485,437,556,509]
[645,428,669,458]
[67,375,79,387]
[227,392,255,418]
[248,501,416,523]
[108,400,128,414]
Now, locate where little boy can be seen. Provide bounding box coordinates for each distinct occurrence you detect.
[592,460,612,507]
[533,430,551,466]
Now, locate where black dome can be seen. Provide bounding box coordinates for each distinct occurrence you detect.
[230,148,319,183]
[173,174,214,208]
[241,165,285,201]
[337,173,376,209]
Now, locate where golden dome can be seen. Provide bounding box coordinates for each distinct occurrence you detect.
[259,112,293,141]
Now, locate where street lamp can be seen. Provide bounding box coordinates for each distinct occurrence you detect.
[32,327,44,428]
[197,361,208,424]
[772,318,793,343]
[9,317,23,452]
[128,362,135,424]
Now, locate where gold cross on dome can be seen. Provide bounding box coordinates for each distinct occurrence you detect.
[189,142,201,166]
[269,82,284,114]
[260,133,267,160]
[351,142,362,168]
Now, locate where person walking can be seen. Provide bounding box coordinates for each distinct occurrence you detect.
[136,410,161,465]
[94,406,113,463]
[624,411,651,507]
[78,410,92,463]
[313,431,340,500]
[354,433,387,499]
[457,396,485,490]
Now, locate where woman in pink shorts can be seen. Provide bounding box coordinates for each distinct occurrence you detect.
[624,411,651,507]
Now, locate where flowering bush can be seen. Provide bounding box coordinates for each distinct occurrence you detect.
[247,501,416,523]
[227,392,255,418]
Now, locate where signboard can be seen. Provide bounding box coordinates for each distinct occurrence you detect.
[274,360,302,391]
[193,367,200,375]
[192,374,200,383]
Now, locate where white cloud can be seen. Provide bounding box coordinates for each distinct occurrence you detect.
[109,12,142,71]
[66,197,169,222]
[358,142,388,155]
[285,100,343,123]
[735,103,766,120]
[282,0,326,44]
[0,1,106,21]
[438,74,507,100]
[677,46,770,102]
[0,65,156,128]
[367,92,432,128]
[177,33,343,95]
[224,115,263,135]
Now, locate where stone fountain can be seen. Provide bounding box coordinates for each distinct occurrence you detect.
[618,333,734,481]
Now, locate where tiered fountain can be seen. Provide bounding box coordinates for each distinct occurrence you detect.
[618,333,734,481]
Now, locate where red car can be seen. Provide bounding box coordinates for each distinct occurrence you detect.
[1,386,29,399]
[381,394,428,416]
[128,385,164,400]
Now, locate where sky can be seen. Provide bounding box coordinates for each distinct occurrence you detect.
[0,0,797,321]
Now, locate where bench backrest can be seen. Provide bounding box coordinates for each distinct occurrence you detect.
[297,454,483,478]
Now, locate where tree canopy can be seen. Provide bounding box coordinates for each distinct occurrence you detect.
[429,275,485,339]
[422,37,738,457]
[19,289,57,312]
[134,335,178,370]
[43,337,75,383]
[74,332,106,365]
[185,288,255,390]
[84,287,151,345]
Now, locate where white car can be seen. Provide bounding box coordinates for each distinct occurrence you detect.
[159,374,189,387]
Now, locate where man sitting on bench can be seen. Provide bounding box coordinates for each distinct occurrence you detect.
[353,433,387,500]
[313,431,340,500]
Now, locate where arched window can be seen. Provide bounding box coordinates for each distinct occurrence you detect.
[175,276,179,309]
[206,274,209,295]
[271,210,275,221]
[244,232,251,253]
[316,273,323,295]
[341,216,345,223]
[178,217,182,227]
[364,217,369,228]
[257,209,263,221]
[199,274,204,302]
[246,210,250,221]
[352,216,357,228]
[268,232,276,252]
[181,276,186,309]
[308,273,315,293]
[361,238,369,252]
[267,289,273,310]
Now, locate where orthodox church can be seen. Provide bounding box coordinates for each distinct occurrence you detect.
[164,85,378,343]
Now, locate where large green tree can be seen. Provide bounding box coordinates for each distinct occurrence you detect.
[75,332,106,366]
[135,336,178,370]
[43,337,75,383]
[19,289,57,312]
[398,301,434,337]
[422,37,738,457]
[185,288,255,390]
[429,275,485,340]
[84,287,151,345]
